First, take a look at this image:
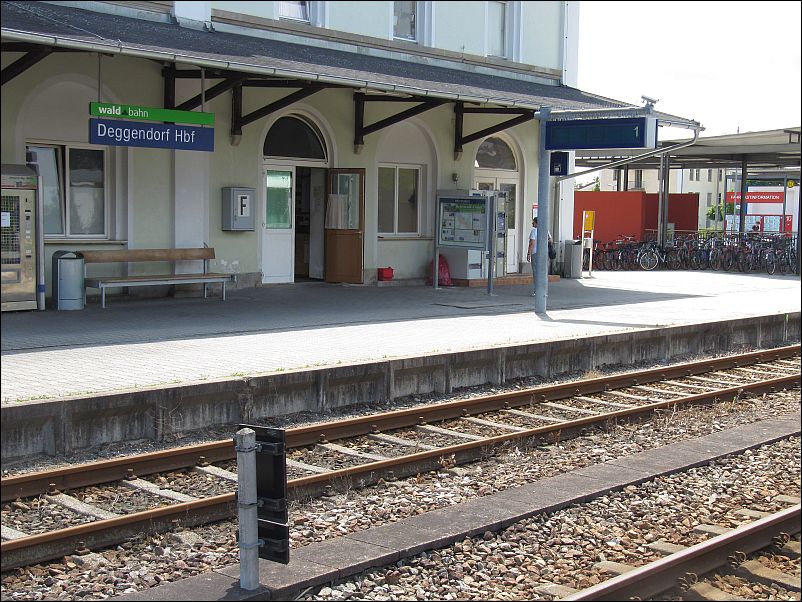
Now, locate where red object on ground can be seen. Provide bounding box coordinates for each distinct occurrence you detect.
[426,254,452,286]
[377,267,394,281]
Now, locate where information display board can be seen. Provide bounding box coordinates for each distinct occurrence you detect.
[438,196,489,249]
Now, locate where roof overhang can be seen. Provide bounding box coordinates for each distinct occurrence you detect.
[574,127,801,173]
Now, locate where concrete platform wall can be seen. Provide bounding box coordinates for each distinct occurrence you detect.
[2,312,799,459]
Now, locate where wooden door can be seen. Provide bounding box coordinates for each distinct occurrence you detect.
[325,169,365,283]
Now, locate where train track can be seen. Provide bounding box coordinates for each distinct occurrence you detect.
[564,503,801,600]
[2,345,799,571]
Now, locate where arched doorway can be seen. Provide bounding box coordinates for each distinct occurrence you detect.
[262,114,328,283]
[474,136,520,274]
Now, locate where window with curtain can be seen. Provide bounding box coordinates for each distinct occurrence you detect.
[394,1,417,41]
[278,1,309,22]
[27,144,106,237]
[487,1,506,57]
[475,136,516,170]
[378,166,419,234]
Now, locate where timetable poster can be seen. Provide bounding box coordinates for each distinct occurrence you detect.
[438,197,488,248]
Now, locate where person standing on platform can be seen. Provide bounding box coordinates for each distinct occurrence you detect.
[527,217,539,296]
[527,217,553,296]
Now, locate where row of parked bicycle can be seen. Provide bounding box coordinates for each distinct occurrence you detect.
[583,233,800,275]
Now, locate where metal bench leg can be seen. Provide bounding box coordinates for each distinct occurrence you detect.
[203,283,208,299]
[101,287,106,309]
[222,281,226,301]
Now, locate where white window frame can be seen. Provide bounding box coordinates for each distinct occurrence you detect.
[485,1,520,60]
[277,1,310,23]
[26,141,109,239]
[485,0,507,58]
[378,163,421,236]
[391,1,427,43]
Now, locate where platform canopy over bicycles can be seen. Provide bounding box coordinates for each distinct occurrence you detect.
[573,127,801,268]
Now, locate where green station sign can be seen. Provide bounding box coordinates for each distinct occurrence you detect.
[90,102,214,126]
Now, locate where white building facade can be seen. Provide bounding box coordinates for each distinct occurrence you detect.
[3,1,629,298]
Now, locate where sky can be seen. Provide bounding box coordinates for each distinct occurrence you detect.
[577,1,801,138]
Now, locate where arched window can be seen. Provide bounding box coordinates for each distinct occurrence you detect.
[474,136,516,170]
[263,115,326,160]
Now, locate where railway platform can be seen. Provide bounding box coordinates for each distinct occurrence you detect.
[0,270,800,459]
[2,270,800,402]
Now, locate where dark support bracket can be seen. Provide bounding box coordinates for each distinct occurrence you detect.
[231,83,243,137]
[163,64,176,110]
[354,92,446,152]
[454,103,536,159]
[176,76,244,112]
[234,85,325,131]
[1,47,52,86]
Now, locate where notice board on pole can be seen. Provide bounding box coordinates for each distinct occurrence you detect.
[437,196,489,249]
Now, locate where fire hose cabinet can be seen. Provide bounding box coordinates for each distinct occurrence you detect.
[52,251,85,310]
[222,187,255,231]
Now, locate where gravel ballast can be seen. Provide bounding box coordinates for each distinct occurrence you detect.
[1,377,799,600]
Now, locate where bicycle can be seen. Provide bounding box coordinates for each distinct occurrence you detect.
[637,241,665,271]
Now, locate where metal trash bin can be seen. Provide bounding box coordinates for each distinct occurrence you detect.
[52,251,85,310]
[562,240,584,279]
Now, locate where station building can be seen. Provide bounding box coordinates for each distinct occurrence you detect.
[1,1,695,303]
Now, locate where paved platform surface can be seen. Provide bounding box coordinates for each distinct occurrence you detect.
[1,270,800,402]
[114,413,802,601]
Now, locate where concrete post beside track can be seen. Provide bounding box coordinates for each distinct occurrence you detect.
[236,428,259,591]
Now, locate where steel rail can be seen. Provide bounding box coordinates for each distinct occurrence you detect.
[563,504,802,601]
[1,372,798,571]
[3,345,798,501]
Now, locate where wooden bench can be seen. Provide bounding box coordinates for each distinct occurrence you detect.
[81,247,234,308]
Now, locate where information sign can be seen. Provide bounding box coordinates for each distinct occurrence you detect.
[582,210,595,231]
[546,117,657,150]
[437,197,488,249]
[89,118,214,152]
[90,102,214,126]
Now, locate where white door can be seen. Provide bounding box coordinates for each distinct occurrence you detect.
[498,179,519,274]
[262,167,295,283]
[474,177,520,274]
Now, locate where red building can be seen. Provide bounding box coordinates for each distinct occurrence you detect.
[574,191,700,242]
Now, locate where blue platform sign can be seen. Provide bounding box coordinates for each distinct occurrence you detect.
[89,118,214,152]
[546,117,657,150]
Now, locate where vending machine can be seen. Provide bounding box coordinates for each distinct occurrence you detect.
[1,164,43,311]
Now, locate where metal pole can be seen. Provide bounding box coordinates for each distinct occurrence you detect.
[487,194,495,296]
[236,428,259,591]
[796,183,802,278]
[739,156,748,234]
[723,172,729,236]
[662,153,671,245]
[534,107,551,314]
[657,154,665,247]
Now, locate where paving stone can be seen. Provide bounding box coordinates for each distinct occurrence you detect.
[113,571,269,601]
[218,559,338,601]
[292,535,399,578]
